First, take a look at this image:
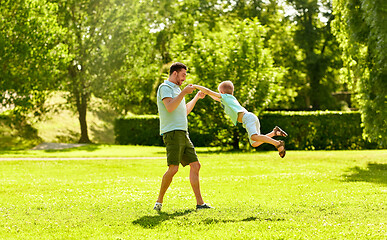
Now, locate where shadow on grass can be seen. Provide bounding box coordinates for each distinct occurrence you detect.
[132,209,194,228]
[0,144,101,155]
[88,107,117,144]
[155,148,255,156]
[202,216,285,224]
[133,210,285,229]
[343,162,387,185]
[42,144,101,153]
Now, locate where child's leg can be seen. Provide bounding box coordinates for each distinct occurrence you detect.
[251,133,285,157]
[242,112,285,154]
[250,126,287,148]
[250,133,280,148]
[250,128,277,147]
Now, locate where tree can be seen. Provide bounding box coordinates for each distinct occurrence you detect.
[227,0,302,109]
[0,0,68,119]
[91,1,161,115]
[286,0,342,110]
[53,0,110,143]
[198,0,342,110]
[170,19,280,149]
[54,0,158,142]
[148,0,221,65]
[332,0,387,147]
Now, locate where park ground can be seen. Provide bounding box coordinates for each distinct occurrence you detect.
[0,146,386,239]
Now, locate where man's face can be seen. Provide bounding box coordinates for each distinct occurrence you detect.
[175,69,187,86]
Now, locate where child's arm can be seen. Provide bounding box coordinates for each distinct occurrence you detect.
[193,85,222,102]
[208,94,221,102]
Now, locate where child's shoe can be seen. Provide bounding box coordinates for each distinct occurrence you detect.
[273,126,288,137]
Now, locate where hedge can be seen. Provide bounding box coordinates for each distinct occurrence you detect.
[114,115,163,146]
[114,111,378,150]
[257,111,377,150]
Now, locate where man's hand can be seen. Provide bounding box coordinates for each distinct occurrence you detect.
[196,91,206,99]
[162,84,196,113]
[182,84,195,95]
[191,84,221,99]
[186,90,206,115]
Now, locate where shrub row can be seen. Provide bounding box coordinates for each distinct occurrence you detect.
[114,115,163,146]
[257,111,377,150]
[114,111,378,150]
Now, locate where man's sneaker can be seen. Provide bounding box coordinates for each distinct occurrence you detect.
[196,203,213,210]
[153,202,162,211]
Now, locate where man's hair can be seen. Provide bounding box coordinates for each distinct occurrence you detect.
[169,62,187,75]
[218,81,234,94]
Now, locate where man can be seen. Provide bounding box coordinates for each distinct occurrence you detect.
[154,62,212,211]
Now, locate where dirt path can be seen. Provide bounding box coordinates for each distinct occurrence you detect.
[31,142,88,150]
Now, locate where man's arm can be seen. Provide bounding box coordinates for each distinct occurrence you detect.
[186,91,206,115]
[193,85,221,102]
[162,84,195,112]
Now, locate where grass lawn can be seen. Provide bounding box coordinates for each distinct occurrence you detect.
[0,145,168,158]
[0,147,386,239]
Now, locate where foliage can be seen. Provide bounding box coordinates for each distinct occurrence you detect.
[91,1,160,115]
[0,113,41,150]
[219,0,303,110]
[258,111,378,150]
[154,0,344,111]
[114,115,163,146]
[285,0,343,110]
[0,0,68,118]
[332,0,387,147]
[168,18,281,149]
[1,0,385,147]
[53,0,114,143]
[51,0,162,142]
[0,150,386,239]
[114,111,379,150]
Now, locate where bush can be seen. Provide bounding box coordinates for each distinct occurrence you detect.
[114,115,163,146]
[114,111,379,150]
[0,112,42,150]
[258,111,378,150]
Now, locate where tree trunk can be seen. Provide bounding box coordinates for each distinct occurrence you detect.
[77,91,91,143]
[69,65,91,144]
[232,128,240,150]
[309,63,321,110]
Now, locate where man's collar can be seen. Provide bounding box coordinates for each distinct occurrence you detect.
[165,80,178,88]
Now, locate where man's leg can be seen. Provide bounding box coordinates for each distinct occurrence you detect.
[189,161,204,205]
[156,164,179,203]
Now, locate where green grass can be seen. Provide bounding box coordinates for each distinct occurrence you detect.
[0,145,221,158]
[0,145,166,158]
[0,148,386,239]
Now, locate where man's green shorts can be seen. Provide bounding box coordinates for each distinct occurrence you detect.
[162,130,198,167]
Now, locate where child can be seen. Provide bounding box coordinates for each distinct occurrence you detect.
[193,81,287,158]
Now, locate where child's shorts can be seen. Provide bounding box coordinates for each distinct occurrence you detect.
[242,112,261,145]
[162,130,198,167]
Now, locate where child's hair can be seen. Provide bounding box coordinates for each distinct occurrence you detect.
[169,62,187,75]
[218,81,234,94]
